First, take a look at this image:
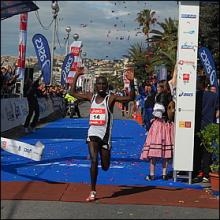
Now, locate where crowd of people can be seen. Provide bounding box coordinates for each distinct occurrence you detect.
[1,64,20,98]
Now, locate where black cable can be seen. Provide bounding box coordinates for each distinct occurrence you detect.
[35,10,54,30]
[55,17,62,48]
[33,1,54,30]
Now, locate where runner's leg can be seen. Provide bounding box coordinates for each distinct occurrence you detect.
[88,141,99,191]
[100,147,111,171]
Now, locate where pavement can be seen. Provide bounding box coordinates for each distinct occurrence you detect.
[1,101,219,219]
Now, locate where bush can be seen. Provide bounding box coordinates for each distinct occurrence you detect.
[197,123,219,173]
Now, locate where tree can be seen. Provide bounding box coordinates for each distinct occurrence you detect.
[135,9,157,39]
[199,2,219,72]
[127,42,148,83]
[149,17,178,75]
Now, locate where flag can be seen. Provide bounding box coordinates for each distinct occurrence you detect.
[16,13,28,80]
[61,53,75,86]
[198,47,218,92]
[32,34,51,85]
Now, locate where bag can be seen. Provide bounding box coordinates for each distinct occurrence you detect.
[167,100,175,122]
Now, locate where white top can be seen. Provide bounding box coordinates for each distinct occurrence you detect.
[88,94,113,145]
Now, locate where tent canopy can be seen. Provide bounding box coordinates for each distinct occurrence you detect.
[1,1,39,20]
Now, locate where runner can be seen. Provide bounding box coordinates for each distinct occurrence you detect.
[70,65,135,202]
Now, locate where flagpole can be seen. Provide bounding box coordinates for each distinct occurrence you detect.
[50,1,59,85]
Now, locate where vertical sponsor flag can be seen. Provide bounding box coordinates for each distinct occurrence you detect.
[68,40,82,84]
[61,53,75,86]
[32,34,51,85]
[198,47,218,92]
[16,13,28,80]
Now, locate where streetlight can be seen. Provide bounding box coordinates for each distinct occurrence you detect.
[51,0,59,85]
[73,33,79,41]
[65,26,71,56]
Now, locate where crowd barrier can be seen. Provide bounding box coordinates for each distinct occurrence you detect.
[1,96,65,132]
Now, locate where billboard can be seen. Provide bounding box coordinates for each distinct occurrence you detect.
[173,1,200,172]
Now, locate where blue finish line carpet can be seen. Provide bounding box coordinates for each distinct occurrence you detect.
[1,118,203,190]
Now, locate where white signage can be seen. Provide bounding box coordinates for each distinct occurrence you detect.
[173,1,200,171]
[1,137,45,161]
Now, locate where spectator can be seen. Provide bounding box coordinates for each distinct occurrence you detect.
[23,74,42,133]
[143,83,155,132]
[140,81,173,181]
[193,77,219,183]
[121,88,129,117]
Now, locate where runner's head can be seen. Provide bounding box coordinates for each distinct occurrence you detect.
[95,76,108,96]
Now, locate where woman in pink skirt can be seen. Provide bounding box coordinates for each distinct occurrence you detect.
[140,81,174,180]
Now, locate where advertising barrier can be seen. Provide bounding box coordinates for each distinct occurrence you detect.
[1,97,64,132]
[173,1,200,180]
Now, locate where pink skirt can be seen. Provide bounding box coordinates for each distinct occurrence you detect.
[140,118,174,160]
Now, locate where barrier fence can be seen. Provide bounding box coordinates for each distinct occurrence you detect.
[1,96,65,132]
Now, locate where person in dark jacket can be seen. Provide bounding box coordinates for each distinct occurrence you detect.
[24,75,42,133]
[143,83,156,132]
[193,78,219,183]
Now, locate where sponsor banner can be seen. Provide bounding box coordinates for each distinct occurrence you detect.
[90,108,105,114]
[181,14,197,19]
[174,2,200,172]
[198,47,218,92]
[71,47,80,56]
[1,138,44,161]
[32,34,51,85]
[61,53,75,86]
[69,41,82,85]
[16,13,28,80]
[179,121,192,128]
[1,97,64,132]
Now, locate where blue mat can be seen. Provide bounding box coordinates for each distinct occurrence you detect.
[1,118,203,189]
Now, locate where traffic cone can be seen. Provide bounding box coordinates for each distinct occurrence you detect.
[136,113,143,125]
[132,113,137,119]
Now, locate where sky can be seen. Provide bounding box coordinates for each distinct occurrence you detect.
[1,1,178,60]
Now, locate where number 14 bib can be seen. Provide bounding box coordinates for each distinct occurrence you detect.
[89,108,106,125]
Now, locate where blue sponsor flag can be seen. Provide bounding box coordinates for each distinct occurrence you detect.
[61,53,75,86]
[32,34,51,85]
[198,47,218,92]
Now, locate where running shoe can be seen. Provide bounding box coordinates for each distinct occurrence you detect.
[145,175,155,181]
[86,191,97,202]
[202,177,210,183]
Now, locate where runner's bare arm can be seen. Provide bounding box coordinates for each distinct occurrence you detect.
[169,63,177,87]
[70,67,93,101]
[109,67,135,108]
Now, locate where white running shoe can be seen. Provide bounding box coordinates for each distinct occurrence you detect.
[202,177,209,183]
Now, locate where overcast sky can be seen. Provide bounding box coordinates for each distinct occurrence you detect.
[1,1,178,60]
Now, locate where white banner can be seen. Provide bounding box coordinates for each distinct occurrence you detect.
[1,97,64,132]
[1,137,45,161]
[173,1,200,171]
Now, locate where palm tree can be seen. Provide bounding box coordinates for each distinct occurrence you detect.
[135,9,157,39]
[127,42,148,82]
[149,17,178,73]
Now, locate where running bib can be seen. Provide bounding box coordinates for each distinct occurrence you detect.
[89,108,106,125]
